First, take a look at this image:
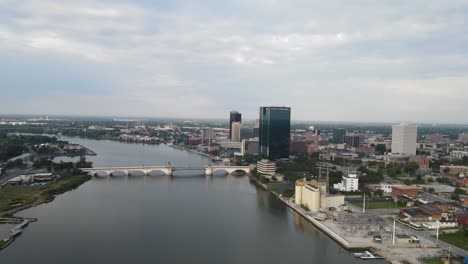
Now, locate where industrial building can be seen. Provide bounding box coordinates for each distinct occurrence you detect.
[295,178,344,212]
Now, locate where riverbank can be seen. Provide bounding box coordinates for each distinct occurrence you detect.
[250,176,447,264]
[169,145,221,161]
[0,173,91,251]
[0,173,91,217]
[248,175,369,250]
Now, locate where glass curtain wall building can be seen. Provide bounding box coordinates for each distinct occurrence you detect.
[259,107,291,159]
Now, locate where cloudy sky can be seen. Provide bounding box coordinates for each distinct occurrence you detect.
[1,0,468,123]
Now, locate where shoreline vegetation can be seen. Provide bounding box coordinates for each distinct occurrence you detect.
[0,173,92,251]
[0,173,92,217]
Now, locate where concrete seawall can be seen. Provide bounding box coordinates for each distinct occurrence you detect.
[248,175,371,251]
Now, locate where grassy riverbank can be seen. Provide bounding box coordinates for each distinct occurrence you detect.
[0,174,91,217]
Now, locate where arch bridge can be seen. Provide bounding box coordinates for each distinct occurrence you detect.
[80,163,251,177]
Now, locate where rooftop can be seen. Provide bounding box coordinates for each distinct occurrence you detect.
[393,186,421,190]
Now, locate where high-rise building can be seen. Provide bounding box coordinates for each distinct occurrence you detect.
[333,128,347,144]
[229,111,242,138]
[253,119,260,138]
[201,128,214,146]
[391,122,417,155]
[241,138,259,155]
[343,133,361,148]
[259,106,291,159]
[231,122,242,142]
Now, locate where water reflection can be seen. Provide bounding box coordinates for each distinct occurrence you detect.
[1,135,385,264]
[293,211,320,236]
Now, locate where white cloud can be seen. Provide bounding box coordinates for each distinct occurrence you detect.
[0,0,468,122]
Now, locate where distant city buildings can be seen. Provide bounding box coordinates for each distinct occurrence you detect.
[459,132,468,143]
[392,122,417,155]
[333,128,346,144]
[229,111,241,139]
[259,106,291,160]
[201,128,214,145]
[343,133,362,148]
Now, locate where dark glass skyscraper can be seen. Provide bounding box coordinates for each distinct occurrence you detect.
[332,128,347,144]
[259,106,291,160]
[229,111,242,139]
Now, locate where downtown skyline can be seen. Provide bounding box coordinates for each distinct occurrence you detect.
[1,0,468,123]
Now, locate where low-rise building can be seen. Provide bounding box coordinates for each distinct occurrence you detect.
[257,159,276,176]
[392,186,422,199]
[441,165,468,175]
[451,151,468,159]
[450,174,468,187]
[333,173,359,192]
[395,234,414,244]
[457,214,468,226]
[408,155,430,170]
[458,195,468,206]
[419,205,443,221]
[32,173,55,182]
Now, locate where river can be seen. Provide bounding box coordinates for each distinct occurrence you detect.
[0,136,384,263]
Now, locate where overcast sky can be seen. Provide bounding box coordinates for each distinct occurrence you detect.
[1,0,468,123]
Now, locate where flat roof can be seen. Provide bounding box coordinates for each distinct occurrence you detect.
[393,186,421,190]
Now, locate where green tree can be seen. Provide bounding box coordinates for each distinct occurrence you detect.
[428,187,435,194]
[375,189,384,197]
[375,144,386,155]
[443,167,450,175]
[404,162,419,176]
[259,175,269,184]
[454,187,468,195]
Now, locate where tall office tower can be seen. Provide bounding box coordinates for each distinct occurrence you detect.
[259,106,291,159]
[231,122,242,142]
[391,122,417,155]
[201,128,214,146]
[333,128,347,144]
[253,119,260,138]
[229,111,242,138]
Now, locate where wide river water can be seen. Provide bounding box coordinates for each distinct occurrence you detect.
[0,136,385,263]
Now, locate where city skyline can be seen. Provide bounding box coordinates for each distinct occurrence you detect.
[1,1,468,123]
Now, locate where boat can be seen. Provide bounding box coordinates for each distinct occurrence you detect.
[9,228,22,238]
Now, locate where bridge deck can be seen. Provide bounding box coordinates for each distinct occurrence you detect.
[81,166,251,171]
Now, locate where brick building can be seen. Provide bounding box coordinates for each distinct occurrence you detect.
[392,186,421,199]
